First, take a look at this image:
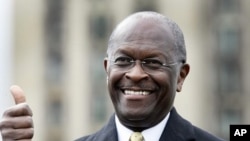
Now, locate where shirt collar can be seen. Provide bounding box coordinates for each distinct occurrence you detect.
[115,113,170,141]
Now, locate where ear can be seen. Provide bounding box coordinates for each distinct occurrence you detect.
[104,58,110,85]
[176,63,190,92]
[104,57,108,74]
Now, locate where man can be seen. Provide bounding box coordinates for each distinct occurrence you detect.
[0,11,224,141]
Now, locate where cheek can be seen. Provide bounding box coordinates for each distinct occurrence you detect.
[149,73,177,117]
[108,68,124,85]
[107,68,124,97]
[153,72,178,99]
[153,72,175,88]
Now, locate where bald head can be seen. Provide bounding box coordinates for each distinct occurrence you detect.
[107,11,186,63]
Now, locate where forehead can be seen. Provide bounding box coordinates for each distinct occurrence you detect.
[114,17,174,43]
[113,42,175,59]
[110,18,176,59]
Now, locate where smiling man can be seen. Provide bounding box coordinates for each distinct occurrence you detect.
[76,11,224,141]
[0,11,224,141]
[105,12,187,133]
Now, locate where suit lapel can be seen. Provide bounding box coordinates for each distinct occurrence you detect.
[95,114,118,141]
[160,107,195,141]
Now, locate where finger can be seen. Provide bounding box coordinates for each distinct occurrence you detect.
[1,127,34,140]
[0,116,33,129]
[10,85,26,104]
[2,103,33,117]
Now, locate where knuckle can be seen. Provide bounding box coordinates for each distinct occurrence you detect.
[23,128,34,139]
[30,127,35,138]
[26,116,34,127]
[19,103,29,111]
[20,103,33,116]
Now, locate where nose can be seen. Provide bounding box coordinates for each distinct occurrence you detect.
[125,60,148,82]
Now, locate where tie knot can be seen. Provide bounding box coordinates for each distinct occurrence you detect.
[129,132,145,141]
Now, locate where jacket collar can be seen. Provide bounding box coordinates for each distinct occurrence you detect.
[94,114,118,141]
[93,107,195,141]
[160,107,195,141]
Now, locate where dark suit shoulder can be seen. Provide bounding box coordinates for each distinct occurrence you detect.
[161,108,226,141]
[192,126,226,141]
[74,114,118,141]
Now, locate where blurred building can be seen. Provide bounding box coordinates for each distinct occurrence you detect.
[1,0,249,140]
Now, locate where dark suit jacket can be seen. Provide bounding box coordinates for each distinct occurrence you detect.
[75,108,225,141]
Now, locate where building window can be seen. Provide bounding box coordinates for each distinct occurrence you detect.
[217,0,240,13]
[217,26,241,94]
[45,0,64,84]
[88,2,114,127]
[45,0,65,140]
[90,15,108,40]
[220,110,242,139]
[218,61,241,93]
[218,27,240,57]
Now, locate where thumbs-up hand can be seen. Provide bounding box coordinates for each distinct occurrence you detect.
[0,85,34,140]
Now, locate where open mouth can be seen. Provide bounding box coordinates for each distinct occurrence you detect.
[121,89,152,96]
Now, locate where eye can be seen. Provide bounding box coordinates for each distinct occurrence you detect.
[114,57,133,66]
[143,59,163,68]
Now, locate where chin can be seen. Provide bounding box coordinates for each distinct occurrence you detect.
[118,109,151,123]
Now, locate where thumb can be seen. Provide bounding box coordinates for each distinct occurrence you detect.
[10,85,26,104]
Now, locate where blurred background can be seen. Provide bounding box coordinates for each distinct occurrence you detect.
[1,0,250,140]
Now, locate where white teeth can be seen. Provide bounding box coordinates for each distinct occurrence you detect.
[124,90,150,95]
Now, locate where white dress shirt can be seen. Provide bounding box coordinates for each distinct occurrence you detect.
[115,113,170,141]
